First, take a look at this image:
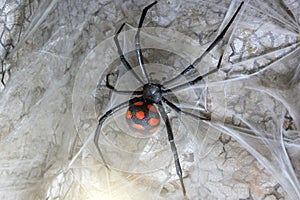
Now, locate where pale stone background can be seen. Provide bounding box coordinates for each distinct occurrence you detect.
[0,0,299,200]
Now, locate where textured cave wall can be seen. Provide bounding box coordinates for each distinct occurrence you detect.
[0,0,299,200]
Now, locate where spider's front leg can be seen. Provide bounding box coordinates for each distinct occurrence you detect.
[105,73,143,95]
[157,102,187,199]
[163,1,244,86]
[135,1,157,83]
[114,23,144,85]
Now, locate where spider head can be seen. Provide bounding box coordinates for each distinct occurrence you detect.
[143,83,162,103]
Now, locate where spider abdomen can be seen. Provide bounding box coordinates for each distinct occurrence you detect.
[126,101,160,135]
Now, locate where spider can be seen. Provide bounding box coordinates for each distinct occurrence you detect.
[94,1,244,199]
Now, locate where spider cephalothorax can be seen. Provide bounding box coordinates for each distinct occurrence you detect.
[94,1,244,198]
[143,83,162,103]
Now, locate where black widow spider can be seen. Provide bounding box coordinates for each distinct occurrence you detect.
[94,1,244,199]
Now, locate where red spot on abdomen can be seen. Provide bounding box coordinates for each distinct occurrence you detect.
[136,110,145,119]
[126,110,132,119]
[148,118,160,126]
[147,104,158,112]
[132,123,145,130]
[134,101,144,106]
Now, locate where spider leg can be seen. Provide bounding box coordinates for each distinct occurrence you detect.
[94,96,143,168]
[1,60,5,86]
[162,97,211,120]
[157,102,187,198]
[163,55,223,93]
[114,23,144,85]
[135,1,157,83]
[163,1,244,86]
[106,73,143,95]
